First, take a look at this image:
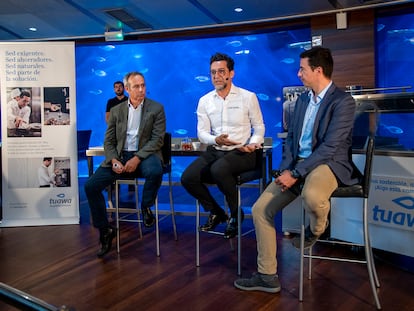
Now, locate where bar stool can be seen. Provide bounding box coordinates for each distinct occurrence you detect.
[298,136,381,309]
[115,132,177,257]
[196,147,265,275]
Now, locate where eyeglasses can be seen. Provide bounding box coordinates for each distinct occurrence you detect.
[210,69,227,76]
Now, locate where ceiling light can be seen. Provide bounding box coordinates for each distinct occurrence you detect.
[29,27,37,32]
[234,7,243,13]
[104,30,124,41]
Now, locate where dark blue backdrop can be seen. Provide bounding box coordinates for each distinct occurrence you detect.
[75,10,414,177]
[75,28,311,177]
[375,11,414,150]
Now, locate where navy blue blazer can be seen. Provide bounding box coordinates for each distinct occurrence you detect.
[280,83,357,186]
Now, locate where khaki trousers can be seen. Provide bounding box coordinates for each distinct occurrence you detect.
[252,164,338,275]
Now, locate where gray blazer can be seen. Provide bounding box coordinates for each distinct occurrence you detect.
[102,97,166,167]
[280,83,357,186]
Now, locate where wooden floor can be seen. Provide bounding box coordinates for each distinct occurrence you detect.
[0,178,413,311]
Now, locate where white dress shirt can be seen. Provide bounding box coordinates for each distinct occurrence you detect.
[196,84,265,151]
[123,100,143,151]
[38,165,55,187]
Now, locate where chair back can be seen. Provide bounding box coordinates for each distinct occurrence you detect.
[77,130,92,159]
[162,132,172,174]
[333,135,375,199]
[362,136,375,197]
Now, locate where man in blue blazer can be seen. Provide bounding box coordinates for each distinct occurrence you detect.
[85,71,166,258]
[234,47,357,293]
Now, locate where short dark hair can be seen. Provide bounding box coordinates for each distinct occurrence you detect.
[113,81,124,87]
[43,157,52,161]
[210,52,235,71]
[300,46,334,79]
[19,90,31,98]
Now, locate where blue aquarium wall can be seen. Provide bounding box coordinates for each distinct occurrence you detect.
[75,28,311,177]
[376,10,414,90]
[375,10,414,150]
[75,8,414,177]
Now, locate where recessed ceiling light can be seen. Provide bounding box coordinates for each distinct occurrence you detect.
[29,27,37,32]
[234,7,243,13]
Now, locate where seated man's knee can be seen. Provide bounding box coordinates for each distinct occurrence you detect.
[251,202,259,218]
[84,178,95,195]
[146,168,163,182]
[210,161,229,180]
[252,201,266,220]
[302,188,326,209]
[180,168,191,186]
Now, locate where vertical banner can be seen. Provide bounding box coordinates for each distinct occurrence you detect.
[0,42,78,226]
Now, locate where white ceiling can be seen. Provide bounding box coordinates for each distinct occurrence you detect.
[0,0,411,41]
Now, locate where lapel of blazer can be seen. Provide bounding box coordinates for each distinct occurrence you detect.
[311,83,336,140]
[117,102,129,152]
[293,93,310,145]
[314,83,336,121]
[119,102,129,135]
[137,98,149,138]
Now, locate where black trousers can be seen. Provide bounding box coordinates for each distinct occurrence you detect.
[180,145,256,217]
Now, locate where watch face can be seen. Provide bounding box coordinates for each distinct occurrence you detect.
[291,169,300,178]
[271,170,281,178]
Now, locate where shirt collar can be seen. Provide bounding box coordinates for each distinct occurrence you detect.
[128,99,144,109]
[309,81,332,103]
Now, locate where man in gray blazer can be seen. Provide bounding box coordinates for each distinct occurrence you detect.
[234,47,357,293]
[85,71,166,258]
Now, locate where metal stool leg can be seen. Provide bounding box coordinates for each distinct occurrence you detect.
[299,202,305,302]
[363,198,381,309]
[196,200,200,267]
[116,181,121,254]
[168,173,178,241]
[155,196,160,257]
[134,180,143,239]
[237,186,242,276]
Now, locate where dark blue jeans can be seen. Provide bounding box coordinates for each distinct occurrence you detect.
[85,154,163,229]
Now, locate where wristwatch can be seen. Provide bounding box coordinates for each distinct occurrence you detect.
[290,168,301,179]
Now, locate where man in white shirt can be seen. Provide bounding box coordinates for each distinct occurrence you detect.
[181,52,265,239]
[38,157,57,187]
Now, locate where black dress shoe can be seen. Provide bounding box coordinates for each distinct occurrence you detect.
[224,210,244,239]
[199,213,228,231]
[97,227,116,258]
[142,207,155,227]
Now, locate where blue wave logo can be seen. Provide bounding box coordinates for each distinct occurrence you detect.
[392,196,414,210]
[50,193,72,205]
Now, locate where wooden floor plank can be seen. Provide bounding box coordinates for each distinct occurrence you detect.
[0,178,413,310]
